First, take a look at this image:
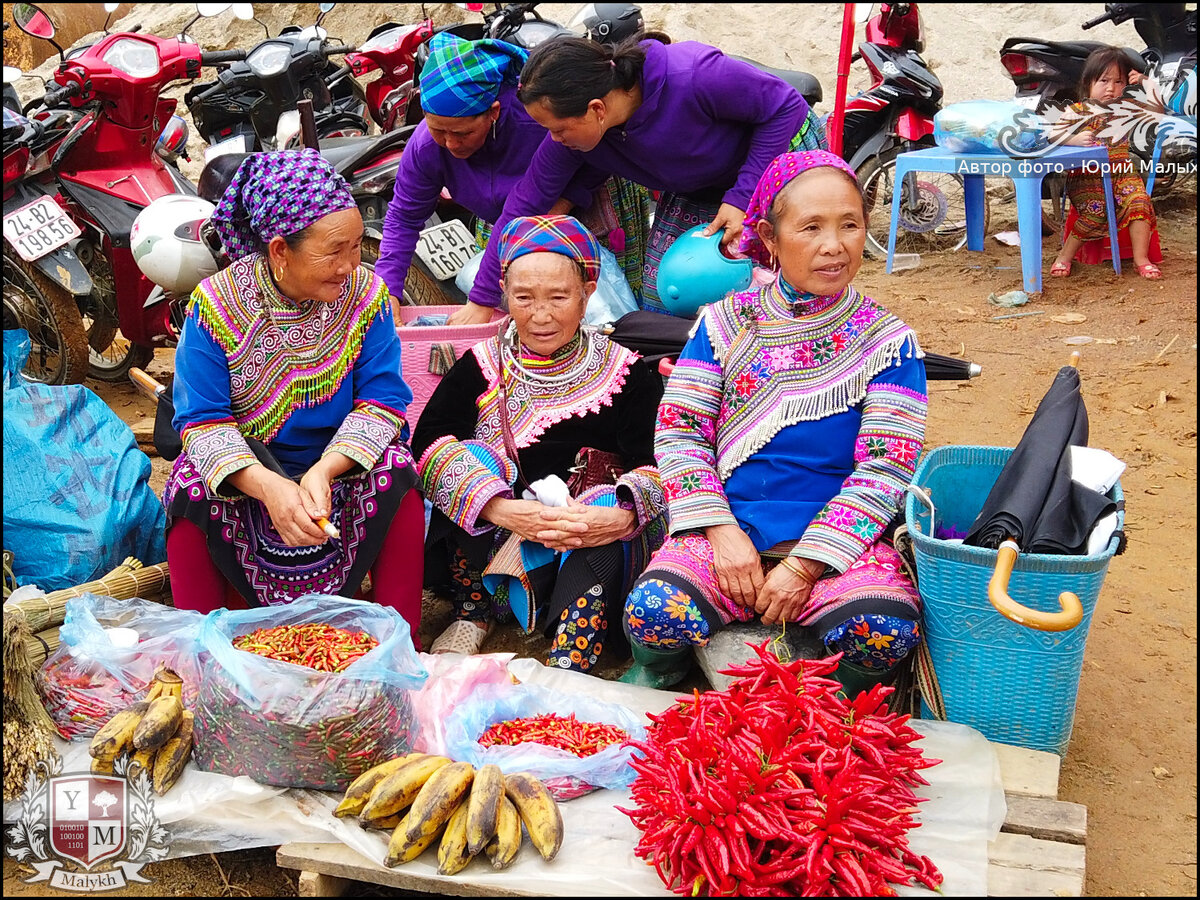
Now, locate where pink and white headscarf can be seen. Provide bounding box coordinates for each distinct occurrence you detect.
[736,150,860,267]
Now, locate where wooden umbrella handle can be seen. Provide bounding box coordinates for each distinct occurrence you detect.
[988,540,1084,631]
[129,367,166,402]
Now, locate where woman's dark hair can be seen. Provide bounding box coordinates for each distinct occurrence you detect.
[517,35,645,118]
[1079,46,1132,98]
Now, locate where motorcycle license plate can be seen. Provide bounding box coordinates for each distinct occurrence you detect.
[3,195,81,262]
[415,219,480,281]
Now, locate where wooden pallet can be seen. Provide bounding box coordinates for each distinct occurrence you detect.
[277,742,1085,898]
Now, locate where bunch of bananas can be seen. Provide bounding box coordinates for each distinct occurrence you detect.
[335,753,564,875]
[88,666,193,796]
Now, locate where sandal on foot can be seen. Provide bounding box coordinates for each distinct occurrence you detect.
[1137,263,1162,280]
[430,619,493,655]
[1050,261,1072,278]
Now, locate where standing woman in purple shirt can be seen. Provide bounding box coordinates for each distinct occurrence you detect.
[376,33,649,324]
[451,35,823,322]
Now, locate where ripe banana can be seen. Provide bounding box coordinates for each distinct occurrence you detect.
[485,795,522,870]
[144,681,165,703]
[133,694,184,751]
[90,756,117,776]
[334,753,419,818]
[89,701,150,759]
[437,799,476,876]
[364,812,403,831]
[402,761,475,845]
[504,772,563,862]
[360,755,452,825]
[385,811,445,867]
[464,763,504,856]
[152,710,194,796]
[129,746,157,780]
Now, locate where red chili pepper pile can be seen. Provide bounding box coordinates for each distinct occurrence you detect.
[617,640,944,897]
[232,623,377,673]
[477,712,628,758]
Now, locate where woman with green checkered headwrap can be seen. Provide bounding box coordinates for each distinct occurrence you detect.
[377,32,649,325]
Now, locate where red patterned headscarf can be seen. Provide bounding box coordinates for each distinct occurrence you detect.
[737,150,860,268]
[497,215,602,283]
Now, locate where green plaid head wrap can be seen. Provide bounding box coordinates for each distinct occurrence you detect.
[420,32,528,118]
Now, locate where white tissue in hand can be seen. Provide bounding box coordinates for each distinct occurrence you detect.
[524,475,571,508]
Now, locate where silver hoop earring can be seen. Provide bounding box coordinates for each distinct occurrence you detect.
[491,120,497,140]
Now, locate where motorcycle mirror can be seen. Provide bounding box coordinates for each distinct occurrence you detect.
[196,3,233,15]
[230,3,254,20]
[315,3,335,30]
[854,3,874,25]
[11,3,56,41]
[3,65,24,84]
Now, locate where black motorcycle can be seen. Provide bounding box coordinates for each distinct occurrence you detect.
[185,3,367,154]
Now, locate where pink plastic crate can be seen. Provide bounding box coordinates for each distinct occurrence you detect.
[395,305,506,431]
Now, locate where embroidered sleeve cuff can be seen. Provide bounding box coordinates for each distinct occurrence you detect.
[418,435,515,535]
[796,500,888,574]
[615,465,666,539]
[181,421,259,493]
[325,402,403,471]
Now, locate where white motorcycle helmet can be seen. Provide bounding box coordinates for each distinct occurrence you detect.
[131,195,219,296]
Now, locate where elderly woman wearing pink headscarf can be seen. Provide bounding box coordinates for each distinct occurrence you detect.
[164,150,425,636]
[620,150,929,692]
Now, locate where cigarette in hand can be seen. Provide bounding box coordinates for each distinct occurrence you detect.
[316,517,340,540]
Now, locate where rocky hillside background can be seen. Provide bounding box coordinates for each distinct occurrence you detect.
[6,2,1145,186]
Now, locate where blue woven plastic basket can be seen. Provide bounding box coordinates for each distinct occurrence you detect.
[904,445,1124,755]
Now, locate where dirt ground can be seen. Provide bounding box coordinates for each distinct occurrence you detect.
[4,187,1196,897]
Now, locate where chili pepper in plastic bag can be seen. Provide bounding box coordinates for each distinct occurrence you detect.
[231,623,377,673]
[477,712,627,758]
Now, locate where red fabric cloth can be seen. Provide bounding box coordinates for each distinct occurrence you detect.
[1063,206,1163,265]
[167,490,425,647]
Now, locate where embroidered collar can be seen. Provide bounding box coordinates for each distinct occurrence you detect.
[703,282,919,479]
[473,329,636,449]
[189,254,387,442]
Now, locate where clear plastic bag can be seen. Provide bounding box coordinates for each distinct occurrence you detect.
[441,682,647,799]
[192,594,428,791]
[39,594,205,740]
[934,99,1047,154]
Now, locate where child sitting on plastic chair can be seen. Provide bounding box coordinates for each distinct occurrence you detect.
[1049,46,1163,280]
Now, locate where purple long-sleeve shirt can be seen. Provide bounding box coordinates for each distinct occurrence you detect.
[375,85,595,298]
[468,39,810,308]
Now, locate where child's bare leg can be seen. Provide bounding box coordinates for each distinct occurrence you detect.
[1128,220,1152,268]
[1052,233,1084,274]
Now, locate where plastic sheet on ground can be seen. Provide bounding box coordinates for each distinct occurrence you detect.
[5,660,1005,895]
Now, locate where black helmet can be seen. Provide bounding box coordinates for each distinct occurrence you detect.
[568,3,644,46]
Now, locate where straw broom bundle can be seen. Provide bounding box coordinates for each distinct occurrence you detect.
[3,609,59,801]
[1,557,171,634]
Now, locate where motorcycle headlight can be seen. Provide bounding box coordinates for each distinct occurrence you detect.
[102,39,160,78]
[247,42,291,78]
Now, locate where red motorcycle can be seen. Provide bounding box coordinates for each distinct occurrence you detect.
[345,18,436,132]
[837,3,986,259]
[8,3,243,383]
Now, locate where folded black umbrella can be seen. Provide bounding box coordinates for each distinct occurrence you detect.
[920,350,982,381]
[964,362,1116,555]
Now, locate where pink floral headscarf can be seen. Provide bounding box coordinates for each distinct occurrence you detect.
[736,150,860,268]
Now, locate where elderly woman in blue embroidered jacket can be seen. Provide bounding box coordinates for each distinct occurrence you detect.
[620,151,928,692]
[163,150,425,636]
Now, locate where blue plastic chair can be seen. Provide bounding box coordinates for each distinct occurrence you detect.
[886,145,1122,293]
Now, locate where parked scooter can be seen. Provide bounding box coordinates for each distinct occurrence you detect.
[185,2,368,155]
[836,3,982,259]
[6,2,246,383]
